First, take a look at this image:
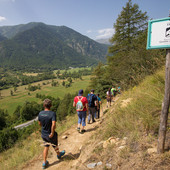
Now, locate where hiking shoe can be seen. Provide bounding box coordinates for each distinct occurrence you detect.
[57,150,65,159]
[80,129,86,134]
[77,127,80,132]
[42,160,49,169]
[87,121,90,124]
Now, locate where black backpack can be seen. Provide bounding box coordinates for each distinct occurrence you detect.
[87,93,95,107]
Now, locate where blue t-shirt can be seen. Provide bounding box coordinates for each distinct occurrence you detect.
[97,96,101,102]
[38,110,56,138]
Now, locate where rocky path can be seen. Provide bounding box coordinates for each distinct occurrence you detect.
[22,104,108,170]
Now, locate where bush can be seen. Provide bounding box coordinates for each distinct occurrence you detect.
[0,128,18,152]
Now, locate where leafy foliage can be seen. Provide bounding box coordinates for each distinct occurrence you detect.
[90,0,165,97]
[109,0,148,53]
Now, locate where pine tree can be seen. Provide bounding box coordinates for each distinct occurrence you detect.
[109,0,148,54]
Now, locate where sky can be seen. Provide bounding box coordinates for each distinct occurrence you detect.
[0,0,170,40]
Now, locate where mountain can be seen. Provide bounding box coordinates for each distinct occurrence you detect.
[0,34,7,42]
[0,22,42,39]
[0,23,108,71]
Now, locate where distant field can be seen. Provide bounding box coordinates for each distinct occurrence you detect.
[0,75,91,115]
[53,67,92,74]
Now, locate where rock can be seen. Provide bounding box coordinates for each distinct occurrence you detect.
[106,163,112,169]
[103,140,110,148]
[116,138,120,141]
[121,140,126,146]
[97,162,102,166]
[62,135,68,139]
[87,163,97,169]
[147,148,157,154]
[118,145,126,151]
[110,138,117,145]
[108,137,114,141]
[123,137,128,141]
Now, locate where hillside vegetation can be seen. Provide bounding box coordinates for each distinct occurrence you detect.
[0,68,169,170]
[88,68,169,170]
[0,23,108,71]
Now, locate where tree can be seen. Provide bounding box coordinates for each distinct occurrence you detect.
[62,81,65,86]
[109,0,148,54]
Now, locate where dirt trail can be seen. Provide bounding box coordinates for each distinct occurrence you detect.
[22,104,109,170]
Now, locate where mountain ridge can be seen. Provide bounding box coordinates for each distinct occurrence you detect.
[0,22,108,71]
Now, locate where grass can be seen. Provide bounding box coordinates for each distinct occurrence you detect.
[0,75,91,115]
[53,67,92,74]
[0,114,78,170]
[102,68,166,142]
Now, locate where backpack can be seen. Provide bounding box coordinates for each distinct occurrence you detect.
[76,96,84,111]
[106,91,112,99]
[87,93,95,107]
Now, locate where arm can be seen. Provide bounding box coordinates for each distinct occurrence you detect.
[38,121,42,127]
[73,101,76,107]
[49,121,56,138]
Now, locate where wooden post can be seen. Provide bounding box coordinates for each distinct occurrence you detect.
[157,49,170,153]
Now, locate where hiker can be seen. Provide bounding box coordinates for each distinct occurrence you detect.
[87,89,98,124]
[73,89,88,134]
[96,94,102,119]
[38,99,65,169]
[111,86,117,97]
[106,88,112,107]
[117,86,121,94]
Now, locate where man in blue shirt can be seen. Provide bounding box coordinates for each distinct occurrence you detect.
[38,99,65,169]
[87,89,98,124]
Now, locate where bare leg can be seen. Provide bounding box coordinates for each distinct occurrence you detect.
[54,146,60,156]
[43,147,49,163]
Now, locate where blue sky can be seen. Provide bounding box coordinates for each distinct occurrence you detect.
[0,0,170,40]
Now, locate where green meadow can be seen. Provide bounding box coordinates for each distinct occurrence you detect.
[0,75,91,115]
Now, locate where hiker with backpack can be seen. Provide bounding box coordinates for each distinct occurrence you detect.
[73,89,88,134]
[38,99,65,169]
[106,88,112,107]
[87,89,98,124]
[96,94,102,119]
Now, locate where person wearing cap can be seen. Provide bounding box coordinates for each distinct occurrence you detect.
[87,89,98,124]
[73,89,88,134]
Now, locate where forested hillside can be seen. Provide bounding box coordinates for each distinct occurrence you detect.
[0,23,108,71]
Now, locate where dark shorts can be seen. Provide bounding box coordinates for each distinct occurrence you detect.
[107,97,111,102]
[42,131,58,148]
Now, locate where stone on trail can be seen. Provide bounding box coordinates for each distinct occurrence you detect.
[106,163,112,169]
[87,163,97,169]
[97,161,102,166]
[62,135,68,139]
[147,147,157,154]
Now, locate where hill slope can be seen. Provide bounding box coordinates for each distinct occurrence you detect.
[0,23,108,71]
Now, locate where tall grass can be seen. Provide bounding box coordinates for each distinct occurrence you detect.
[103,69,166,142]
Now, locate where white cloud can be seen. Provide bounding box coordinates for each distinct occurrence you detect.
[87,30,92,33]
[96,28,114,39]
[0,16,6,22]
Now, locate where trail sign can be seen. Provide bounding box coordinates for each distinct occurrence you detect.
[147,17,170,49]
